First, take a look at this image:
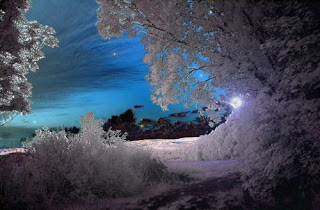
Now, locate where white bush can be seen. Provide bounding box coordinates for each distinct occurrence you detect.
[20,112,168,205]
[184,93,271,160]
[184,93,320,206]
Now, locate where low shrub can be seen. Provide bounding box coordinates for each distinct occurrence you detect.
[0,112,169,209]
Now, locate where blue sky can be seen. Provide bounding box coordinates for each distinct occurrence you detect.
[7,0,197,128]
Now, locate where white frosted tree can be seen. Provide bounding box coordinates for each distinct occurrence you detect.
[96,0,283,125]
[78,112,127,146]
[97,0,320,206]
[0,0,58,125]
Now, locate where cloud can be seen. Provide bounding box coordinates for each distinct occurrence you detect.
[6,0,195,129]
[26,0,147,104]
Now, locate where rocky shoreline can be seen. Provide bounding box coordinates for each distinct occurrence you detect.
[100,108,229,140]
[16,105,230,144]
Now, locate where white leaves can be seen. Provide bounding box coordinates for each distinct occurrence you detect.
[168,52,182,72]
[102,128,127,146]
[78,112,127,146]
[97,0,222,111]
[79,112,105,142]
[0,52,16,66]
[0,9,5,21]
[0,1,58,116]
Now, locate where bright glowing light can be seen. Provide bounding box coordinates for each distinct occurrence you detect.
[230,97,242,109]
[113,52,117,56]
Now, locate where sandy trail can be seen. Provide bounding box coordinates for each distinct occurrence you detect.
[126,137,242,180]
[125,137,198,161]
[0,148,27,156]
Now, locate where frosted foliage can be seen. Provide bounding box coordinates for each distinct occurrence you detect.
[28,112,127,150]
[97,0,319,112]
[103,128,127,146]
[97,0,224,110]
[184,93,273,161]
[98,1,320,204]
[0,0,58,119]
[78,112,127,146]
[186,90,320,204]
[78,112,105,143]
[0,9,4,21]
[21,114,167,203]
[26,126,69,152]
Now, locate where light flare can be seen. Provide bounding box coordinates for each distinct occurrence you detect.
[230,97,242,109]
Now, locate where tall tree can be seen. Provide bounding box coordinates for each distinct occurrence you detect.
[0,0,58,125]
[97,0,319,114]
[96,0,278,122]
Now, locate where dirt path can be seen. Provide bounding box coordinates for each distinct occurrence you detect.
[136,172,244,210]
[106,139,245,209]
[64,159,244,210]
[125,137,198,161]
[0,148,27,156]
[128,159,244,210]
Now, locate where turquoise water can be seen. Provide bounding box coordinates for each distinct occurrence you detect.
[0,113,199,148]
[0,127,36,148]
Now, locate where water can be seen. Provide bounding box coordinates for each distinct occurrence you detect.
[0,127,36,148]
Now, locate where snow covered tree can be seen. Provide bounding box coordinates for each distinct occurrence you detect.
[96,0,319,115]
[0,0,58,124]
[77,112,127,146]
[97,0,320,206]
[96,0,273,111]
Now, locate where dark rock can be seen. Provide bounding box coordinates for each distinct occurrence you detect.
[157,117,171,125]
[66,126,80,134]
[139,118,157,128]
[118,109,136,124]
[20,137,28,142]
[133,105,144,109]
[104,109,136,128]
[170,112,188,117]
[99,105,231,140]
[101,108,216,140]
[103,109,139,140]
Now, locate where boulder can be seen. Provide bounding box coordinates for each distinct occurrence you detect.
[103,109,138,138]
[133,105,144,109]
[169,112,188,117]
[157,117,171,125]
